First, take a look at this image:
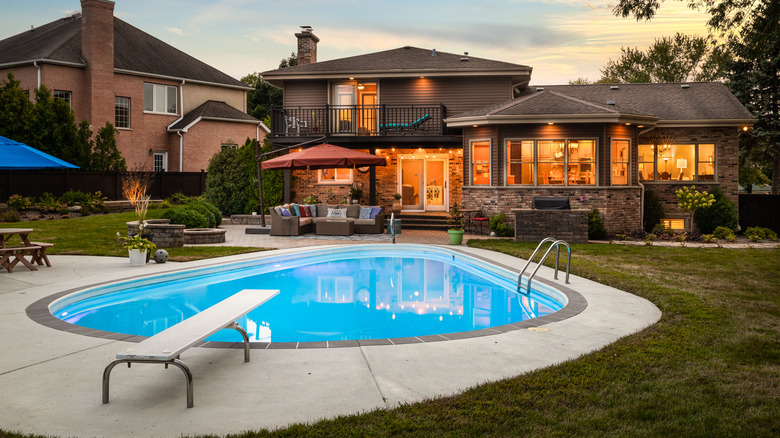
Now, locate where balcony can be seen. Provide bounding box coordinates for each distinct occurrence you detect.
[270,104,447,139]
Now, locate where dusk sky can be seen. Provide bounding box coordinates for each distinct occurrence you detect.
[1,0,713,84]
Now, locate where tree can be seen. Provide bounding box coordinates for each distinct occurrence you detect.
[613,0,761,36]
[241,53,299,121]
[0,73,33,143]
[599,33,729,83]
[90,122,127,172]
[568,77,594,85]
[726,0,780,193]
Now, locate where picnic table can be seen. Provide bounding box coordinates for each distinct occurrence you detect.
[0,228,52,273]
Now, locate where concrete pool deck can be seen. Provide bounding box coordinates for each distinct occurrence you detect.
[0,240,661,437]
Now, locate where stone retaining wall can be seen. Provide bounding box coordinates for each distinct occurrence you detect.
[512,209,589,244]
[230,214,270,225]
[183,228,227,244]
[126,219,227,246]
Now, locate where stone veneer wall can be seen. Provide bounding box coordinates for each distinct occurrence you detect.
[462,187,642,234]
[126,219,184,247]
[513,209,589,243]
[290,147,463,210]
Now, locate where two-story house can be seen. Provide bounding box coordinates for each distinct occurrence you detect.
[0,0,267,172]
[263,29,754,234]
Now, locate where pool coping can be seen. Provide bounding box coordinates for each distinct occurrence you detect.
[25,245,587,349]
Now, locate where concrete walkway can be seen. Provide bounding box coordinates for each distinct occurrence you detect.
[0,231,661,437]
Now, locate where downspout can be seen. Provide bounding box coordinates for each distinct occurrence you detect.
[33,61,41,88]
[179,80,185,171]
[636,126,656,233]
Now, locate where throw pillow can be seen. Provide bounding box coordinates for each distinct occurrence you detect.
[300,206,312,217]
[359,206,372,219]
[327,208,347,218]
[307,204,318,217]
[280,207,291,217]
[370,206,383,219]
[292,204,301,216]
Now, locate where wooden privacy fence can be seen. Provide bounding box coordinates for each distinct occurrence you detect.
[739,194,780,232]
[0,170,207,201]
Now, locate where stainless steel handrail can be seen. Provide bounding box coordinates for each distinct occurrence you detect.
[517,237,571,293]
[390,212,396,244]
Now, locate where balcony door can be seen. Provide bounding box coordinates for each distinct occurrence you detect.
[331,82,377,135]
[399,155,448,212]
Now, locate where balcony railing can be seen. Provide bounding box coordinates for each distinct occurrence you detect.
[270,104,446,137]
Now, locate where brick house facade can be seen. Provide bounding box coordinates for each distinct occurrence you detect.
[0,0,267,172]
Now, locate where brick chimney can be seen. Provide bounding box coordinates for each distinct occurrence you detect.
[81,0,115,126]
[295,26,319,65]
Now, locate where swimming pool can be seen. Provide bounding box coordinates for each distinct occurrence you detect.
[51,245,566,343]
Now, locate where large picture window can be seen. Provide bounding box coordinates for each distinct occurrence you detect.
[507,139,595,186]
[143,83,177,114]
[471,140,491,185]
[319,168,352,184]
[639,143,714,182]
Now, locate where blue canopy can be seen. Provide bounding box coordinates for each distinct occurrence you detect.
[0,135,79,170]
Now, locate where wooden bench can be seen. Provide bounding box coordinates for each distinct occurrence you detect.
[102,289,280,408]
[29,241,53,267]
[0,245,41,273]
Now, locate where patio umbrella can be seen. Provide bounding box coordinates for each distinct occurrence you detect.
[0,135,79,170]
[261,143,386,170]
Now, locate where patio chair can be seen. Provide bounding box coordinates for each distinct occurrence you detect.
[379,114,431,134]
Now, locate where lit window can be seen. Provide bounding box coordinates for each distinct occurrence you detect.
[143,83,177,114]
[53,90,72,107]
[568,140,595,185]
[639,143,713,181]
[661,218,685,230]
[319,168,352,184]
[471,140,491,185]
[115,97,130,129]
[153,152,167,172]
[611,139,630,185]
[506,140,534,185]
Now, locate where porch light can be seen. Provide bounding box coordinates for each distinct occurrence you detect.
[349,77,354,80]
[625,123,631,126]
[547,122,554,125]
[472,124,478,128]
[357,83,365,90]
[638,125,644,128]
[742,126,749,131]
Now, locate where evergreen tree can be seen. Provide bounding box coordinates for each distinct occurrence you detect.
[91,122,127,172]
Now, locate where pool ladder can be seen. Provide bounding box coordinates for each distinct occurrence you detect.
[517,237,571,294]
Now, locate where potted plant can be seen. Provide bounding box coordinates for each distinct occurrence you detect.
[117,231,157,266]
[348,183,363,204]
[391,192,402,213]
[447,203,465,245]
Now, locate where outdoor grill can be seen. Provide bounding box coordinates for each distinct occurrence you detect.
[531,196,571,210]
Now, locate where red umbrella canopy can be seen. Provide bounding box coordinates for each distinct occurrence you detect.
[261,143,387,170]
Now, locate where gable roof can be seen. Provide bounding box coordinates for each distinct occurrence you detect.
[446,82,755,127]
[261,46,531,87]
[168,100,265,132]
[0,14,249,90]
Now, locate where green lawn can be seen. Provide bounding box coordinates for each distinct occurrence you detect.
[0,209,266,261]
[0,218,778,437]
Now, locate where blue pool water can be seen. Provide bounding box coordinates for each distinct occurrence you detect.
[51,246,566,343]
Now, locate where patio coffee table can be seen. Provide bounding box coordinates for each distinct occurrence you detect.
[316,219,354,236]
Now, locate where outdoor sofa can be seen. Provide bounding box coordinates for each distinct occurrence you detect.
[269,203,385,236]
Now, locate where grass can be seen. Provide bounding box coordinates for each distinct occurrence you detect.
[0,209,266,261]
[0,221,778,437]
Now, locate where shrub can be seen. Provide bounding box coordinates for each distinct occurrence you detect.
[0,209,20,222]
[158,200,172,209]
[701,234,716,243]
[745,226,778,242]
[186,200,222,227]
[8,194,34,211]
[303,194,321,204]
[58,189,107,214]
[488,213,514,237]
[167,192,199,205]
[37,192,66,213]
[643,190,664,232]
[166,207,209,229]
[615,233,629,241]
[588,209,607,240]
[693,188,738,234]
[713,226,736,241]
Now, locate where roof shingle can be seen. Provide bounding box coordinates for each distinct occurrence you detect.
[168,100,260,131]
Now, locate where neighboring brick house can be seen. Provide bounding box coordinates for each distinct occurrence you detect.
[0,0,267,172]
[263,29,755,233]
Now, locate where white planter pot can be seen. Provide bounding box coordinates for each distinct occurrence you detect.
[128,249,147,266]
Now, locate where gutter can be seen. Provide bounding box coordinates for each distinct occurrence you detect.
[0,58,86,70]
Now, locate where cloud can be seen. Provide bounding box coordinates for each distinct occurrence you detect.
[166,27,184,36]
